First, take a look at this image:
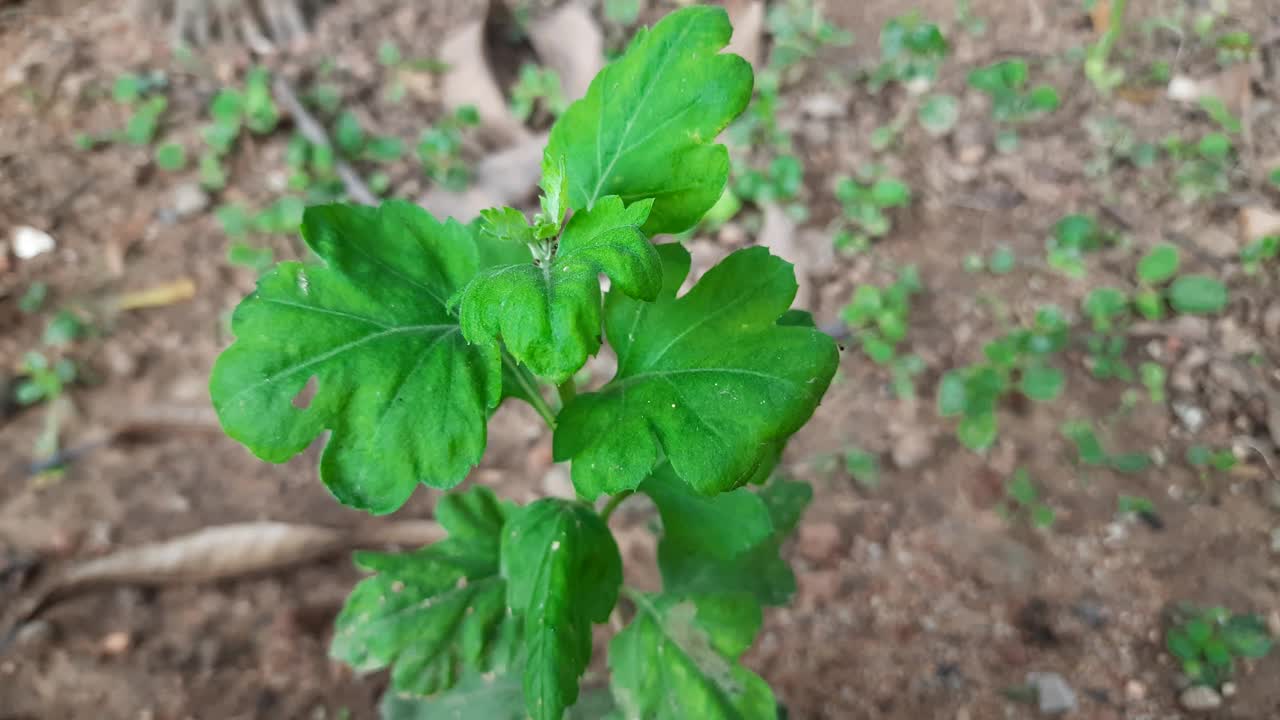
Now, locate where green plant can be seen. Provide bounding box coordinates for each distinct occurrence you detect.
[1062,419,1152,472]
[1166,132,1235,203]
[841,267,924,398]
[18,282,48,314]
[954,0,987,36]
[765,0,853,75]
[154,142,187,171]
[208,9,837,718]
[966,59,1060,152]
[1241,235,1279,275]
[844,448,881,489]
[417,105,480,191]
[1084,0,1127,93]
[1002,468,1055,528]
[1046,213,1115,278]
[510,63,568,122]
[868,13,948,92]
[14,350,76,407]
[1167,605,1272,688]
[938,306,1068,451]
[1084,115,1158,177]
[199,68,280,188]
[1187,445,1237,479]
[832,171,911,251]
[123,96,168,146]
[1139,361,1167,403]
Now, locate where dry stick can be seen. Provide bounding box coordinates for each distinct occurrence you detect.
[272,76,378,206]
[0,520,444,652]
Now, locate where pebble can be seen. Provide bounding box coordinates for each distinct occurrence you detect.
[799,92,845,120]
[101,631,131,655]
[11,225,55,259]
[1195,227,1238,258]
[797,521,842,563]
[1216,318,1260,356]
[892,427,934,470]
[1263,303,1280,339]
[1221,682,1236,698]
[1027,671,1078,715]
[171,183,210,219]
[1179,685,1222,712]
[1172,402,1206,433]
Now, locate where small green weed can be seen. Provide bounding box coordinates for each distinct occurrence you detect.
[844,448,881,489]
[832,170,911,252]
[15,351,76,407]
[841,267,924,398]
[1062,419,1152,473]
[510,64,568,123]
[1166,132,1234,204]
[1046,214,1115,279]
[1167,605,1273,688]
[765,0,853,76]
[418,106,480,191]
[938,306,1069,451]
[966,59,1060,152]
[1002,468,1055,529]
[1240,235,1279,275]
[868,13,948,92]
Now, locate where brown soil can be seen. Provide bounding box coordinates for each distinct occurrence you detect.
[3,1,1280,718]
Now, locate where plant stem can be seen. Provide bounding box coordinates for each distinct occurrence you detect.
[599,490,633,523]
[503,354,556,428]
[556,376,577,408]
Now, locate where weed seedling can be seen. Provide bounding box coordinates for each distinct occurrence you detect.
[1084,0,1127,93]
[1002,468,1055,529]
[841,267,924,398]
[417,105,480,191]
[966,59,1060,152]
[1062,419,1152,473]
[510,63,568,123]
[17,283,48,314]
[765,0,853,77]
[832,170,911,252]
[1240,235,1279,276]
[1046,213,1115,279]
[1166,132,1235,203]
[1167,605,1273,688]
[208,9,837,717]
[844,448,881,489]
[868,12,948,92]
[938,306,1069,451]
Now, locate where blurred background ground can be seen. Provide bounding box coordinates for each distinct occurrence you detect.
[2,0,1280,718]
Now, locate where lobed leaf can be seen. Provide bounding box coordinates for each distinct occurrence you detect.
[553,244,838,499]
[659,477,811,607]
[331,487,518,696]
[546,6,753,235]
[501,499,623,720]
[641,463,773,561]
[458,196,661,382]
[210,202,528,514]
[609,592,776,720]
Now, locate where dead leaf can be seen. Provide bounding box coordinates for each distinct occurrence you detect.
[112,278,196,311]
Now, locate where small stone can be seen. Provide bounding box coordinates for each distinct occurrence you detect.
[1027,671,1078,715]
[1172,403,1206,433]
[797,521,842,563]
[104,343,139,378]
[892,428,934,470]
[1217,318,1260,356]
[1196,227,1238,258]
[171,183,210,219]
[1179,685,1222,712]
[1221,682,1236,698]
[799,92,844,120]
[12,225,55,259]
[101,631,131,655]
[1262,303,1280,339]
[1124,678,1146,703]
[13,620,52,650]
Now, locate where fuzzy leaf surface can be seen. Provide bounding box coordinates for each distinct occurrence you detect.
[330,487,518,697]
[658,477,811,606]
[553,244,839,499]
[609,592,776,720]
[545,6,753,234]
[501,499,623,720]
[210,202,512,514]
[458,196,661,382]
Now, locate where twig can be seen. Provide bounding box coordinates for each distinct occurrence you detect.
[272,76,378,206]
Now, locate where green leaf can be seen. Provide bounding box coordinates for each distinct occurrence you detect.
[1006,468,1037,505]
[1063,421,1106,466]
[1030,504,1056,529]
[659,478,810,606]
[113,73,143,104]
[1108,452,1152,473]
[870,178,911,207]
[937,370,967,417]
[1222,615,1273,659]
[210,202,506,514]
[209,88,244,126]
[1019,364,1063,401]
[1185,617,1213,648]
[538,152,570,234]
[1168,275,1229,315]
[609,592,776,720]
[553,244,839,499]
[957,412,997,451]
[501,499,622,720]
[988,246,1015,274]
[381,673,615,720]
[1137,243,1180,285]
[331,487,517,696]
[479,207,534,245]
[641,463,773,560]
[545,6,753,234]
[1167,627,1199,661]
[154,142,186,171]
[459,196,660,382]
[918,93,959,135]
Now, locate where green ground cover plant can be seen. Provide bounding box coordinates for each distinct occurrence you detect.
[209,8,837,718]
